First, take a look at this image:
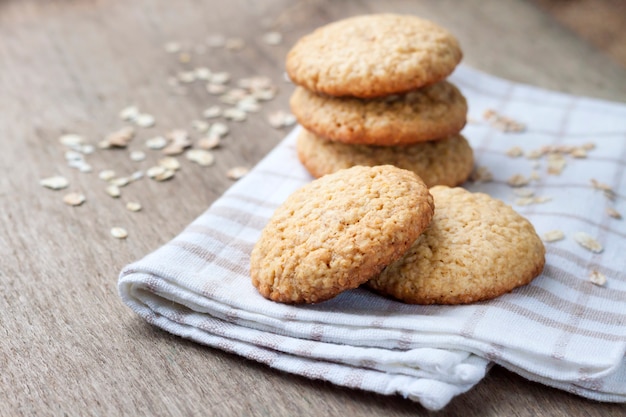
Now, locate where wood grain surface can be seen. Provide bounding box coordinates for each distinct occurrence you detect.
[1,0,625,416]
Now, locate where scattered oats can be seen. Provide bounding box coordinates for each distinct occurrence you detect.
[77,162,93,173]
[582,142,596,151]
[177,70,196,83]
[119,105,140,121]
[135,113,155,128]
[162,144,185,156]
[194,67,212,80]
[154,168,175,182]
[262,31,282,45]
[482,109,496,119]
[237,96,260,113]
[570,147,587,158]
[222,107,247,122]
[238,76,272,90]
[206,83,228,95]
[507,174,530,187]
[209,122,229,138]
[105,126,135,148]
[158,157,181,171]
[167,129,192,149]
[589,270,607,286]
[40,175,69,190]
[573,232,604,253]
[59,134,85,147]
[64,150,84,162]
[590,178,612,192]
[197,135,221,150]
[99,170,116,181]
[506,146,524,158]
[553,145,572,154]
[130,170,144,182]
[482,108,526,132]
[591,179,616,200]
[147,165,167,178]
[185,149,215,166]
[607,207,622,219]
[210,72,231,85]
[268,110,296,128]
[225,37,245,51]
[164,41,182,53]
[110,227,128,239]
[220,88,248,105]
[104,184,122,198]
[145,136,168,150]
[515,196,552,206]
[129,150,146,161]
[63,192,86,206]
[469,166,493,183]
[110,177,130,187]
[227,166,249,180]
[530,170,541,181]
[542,229,565,242]
[494,117,526,133]
[105,184,121,198]
[178,51,192,63]
[65,156,87,170]
[604,189,616,201]
[126,202,142,212]
[202,105,222,119]
[547,153,566,175]
[525,149,543,160]
[191,119,210,133]
[513,188,535,197]
[514,197,534,206]
[252,86,278,101]
[206,34,226,48]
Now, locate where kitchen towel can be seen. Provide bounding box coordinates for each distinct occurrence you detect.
[118,66,626,410]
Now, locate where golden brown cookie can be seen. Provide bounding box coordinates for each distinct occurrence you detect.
[285,14,462,98]
[250,165,435,304]
[296,129,474,187]
[289,81,467,145]
[367,186,545,305]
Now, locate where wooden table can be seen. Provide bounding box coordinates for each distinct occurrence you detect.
[2,0,625,416]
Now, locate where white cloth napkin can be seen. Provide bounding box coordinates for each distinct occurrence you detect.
[118,66,626,411]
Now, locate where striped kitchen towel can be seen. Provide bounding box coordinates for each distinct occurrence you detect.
[118,66,626,411]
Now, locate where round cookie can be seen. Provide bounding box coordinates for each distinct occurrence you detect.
[250,165,435,304]
[296,129,474,187]
[290,81,467,145]
[285,14,462,98]
[367,186,546,305]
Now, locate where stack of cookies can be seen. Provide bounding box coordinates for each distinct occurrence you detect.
[250,165,546,305]
[250,15,546,306]
[285,14,474,187]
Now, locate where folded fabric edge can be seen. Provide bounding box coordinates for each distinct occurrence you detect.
[118,275,489,382]
[122,288,482,411]
[494,359,626,403]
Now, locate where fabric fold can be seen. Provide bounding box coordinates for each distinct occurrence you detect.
[119,66,626,410]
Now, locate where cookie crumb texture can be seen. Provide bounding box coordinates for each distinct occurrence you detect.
[296,129,474,187]
[250,165,434,304]
[368,186,545,304]
[290,81,467,145]
[286,14,462,98]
